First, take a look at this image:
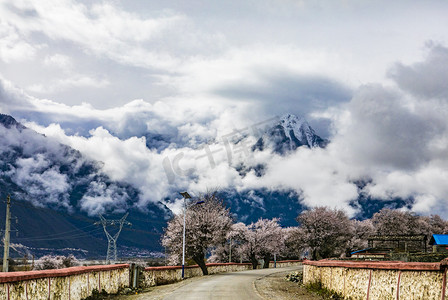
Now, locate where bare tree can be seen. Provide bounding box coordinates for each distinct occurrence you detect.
[229,218,283,269]
[371,209,424,235]
[254,218,284,268]
[425,214,448,234]
[283,226,306,259]
[346,219,375,255]
[209,223,246,263]
[297,206,353,260]
[162,193,233,275]
[372,209,448,249]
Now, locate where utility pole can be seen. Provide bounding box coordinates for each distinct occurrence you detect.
[180,192,191,279]
[229,238,232,263]
[2,195,11,272]
[95,213,131,264]
[179,191,204,279]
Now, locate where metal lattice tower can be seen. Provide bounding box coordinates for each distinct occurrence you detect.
[95,213,131,264]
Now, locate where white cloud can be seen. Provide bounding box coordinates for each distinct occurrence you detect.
[43,54,73,69]
[1,0,446,109]
[13,154,71,208]
[388,42,448,100]
[0,20,37,63]
[0,0,189,69]
[80,181,130,216]
[27,75,110,93]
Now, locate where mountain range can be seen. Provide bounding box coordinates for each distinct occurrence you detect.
[0,113,408,258]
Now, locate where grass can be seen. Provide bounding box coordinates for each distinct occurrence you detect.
[286,271,345,299]
[305,281,345,300]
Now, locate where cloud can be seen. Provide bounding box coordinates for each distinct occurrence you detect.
[27,75,110,93]
[241,147,359,215]
[388,43,448,100]
[0,0,205,70]
[43,54,73,69]
[0,118,137,215]
[0,124,74,209]
[0,20,37,63]
[12,154,71,208]
[215,70,352,118]
[2,0,446,112]
[332,84,442,170]
[80,181,130,216]
[0,78,37,114]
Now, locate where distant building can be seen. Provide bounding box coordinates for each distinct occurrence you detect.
[429,234,448,253]
[367,235,427,253]
[351,247,388,259]
[351,235,428,259]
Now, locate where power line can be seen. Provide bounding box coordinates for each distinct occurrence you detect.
[123,227,162,236]
[0,198,96,224]
[12,224,97,241]
[125,216,168,225]
[13,227,105,242]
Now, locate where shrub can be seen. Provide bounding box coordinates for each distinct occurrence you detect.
[285,271,303,283]
[34,255,79,270]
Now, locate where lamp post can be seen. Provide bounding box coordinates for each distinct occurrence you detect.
[179,192,204,279]
[180,192,191,279]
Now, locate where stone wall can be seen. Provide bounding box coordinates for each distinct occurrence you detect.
[0,264,129,300]
[269,260,303,268]
[0,260,303,299]
[142,260,303,288]
[303,260,448,300]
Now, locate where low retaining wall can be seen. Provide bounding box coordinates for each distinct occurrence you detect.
[269,260,303,268]
[142,260,302,287]
[303,260,448,300]
[0,264,129,300]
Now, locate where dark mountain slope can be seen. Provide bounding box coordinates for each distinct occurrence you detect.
[0,114,170,258]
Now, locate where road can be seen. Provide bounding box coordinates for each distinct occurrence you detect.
[133,266,302,300]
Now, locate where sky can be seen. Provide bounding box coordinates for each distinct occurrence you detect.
[1,0,448,217]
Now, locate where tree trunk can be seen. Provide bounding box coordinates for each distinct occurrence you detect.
[249,254,258,269]
[263,255,270,268]
[345,248,352,258]
[193,254,208,275]
[312,248,318,261]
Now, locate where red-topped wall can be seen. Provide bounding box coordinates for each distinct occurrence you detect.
[303,259,448,299]
[0,264,129,300]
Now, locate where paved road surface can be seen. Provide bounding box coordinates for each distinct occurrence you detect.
[157,266,302,300]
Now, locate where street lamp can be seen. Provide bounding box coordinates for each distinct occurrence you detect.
[179,192,204,279]
[180,191,191,279]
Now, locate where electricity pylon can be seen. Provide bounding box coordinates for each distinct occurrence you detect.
[95,213,131,264]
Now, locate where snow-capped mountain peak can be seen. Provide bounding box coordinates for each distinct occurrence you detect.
[279,114,318,148]
[254,113,328,154]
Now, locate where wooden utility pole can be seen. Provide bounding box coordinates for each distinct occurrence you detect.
[2,195,11,272]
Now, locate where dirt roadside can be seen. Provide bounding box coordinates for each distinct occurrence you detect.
[254,269,323,300]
